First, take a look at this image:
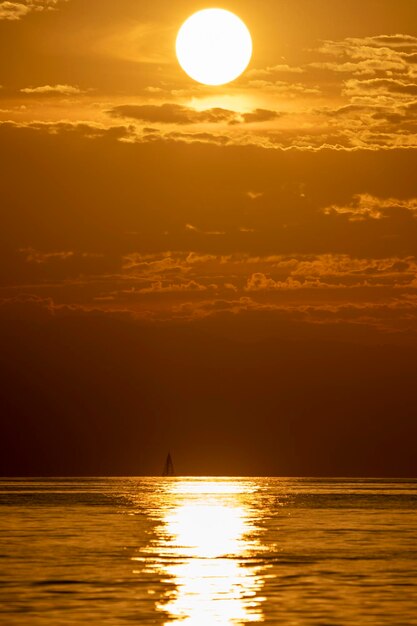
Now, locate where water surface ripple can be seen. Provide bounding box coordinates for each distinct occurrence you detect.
[1,477,416,625]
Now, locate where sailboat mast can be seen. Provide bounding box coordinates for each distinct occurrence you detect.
[162,452,175,476]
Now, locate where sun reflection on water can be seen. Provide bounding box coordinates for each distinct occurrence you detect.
[141,479,264,625]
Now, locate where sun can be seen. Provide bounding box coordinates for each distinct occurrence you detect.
[176,9,252,86]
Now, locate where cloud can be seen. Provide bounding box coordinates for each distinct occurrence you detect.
[3,121,417,316]
[170,293,417,333]
[3,286,417,338]
[243,255,417,292]
[246,191,263,200]
[366,34,417,48]
[323,194,417,221]
[118,251,417,306]
[0,1,29,19]
[249,34,417,148]
[245,272,320,291]
[343,78,417,98]
[20,84,84,95]
[0,0,65,21]
[136,279,210,294]
[0,295,56,320]
[19,247,104,264]
[314,35,417,77]
[162,130,232,146]
[4,246,417,330]
[109,103,239,125]
[19,248,75,263]
[0,120,136,143]
[2,25,417,151]
[185,224,226,236]
[247,79,321,96]
[247,64,305,78]
[3,45,416,151]
[240,108,281,123]
[109,103,280,126]
[295,33,417,148]
[0,295,133,322]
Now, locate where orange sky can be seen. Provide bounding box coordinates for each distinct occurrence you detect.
[1,1,417,476]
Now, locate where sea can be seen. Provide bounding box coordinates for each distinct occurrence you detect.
[0,477,416,625]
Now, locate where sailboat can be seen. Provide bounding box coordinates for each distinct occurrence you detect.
[162,452,175,477]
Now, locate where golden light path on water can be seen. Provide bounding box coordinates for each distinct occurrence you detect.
[136,479,265,625]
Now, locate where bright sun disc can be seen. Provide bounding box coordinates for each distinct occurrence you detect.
[176,9,252,86]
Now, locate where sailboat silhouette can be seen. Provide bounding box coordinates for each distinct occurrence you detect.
[162,452,175,477]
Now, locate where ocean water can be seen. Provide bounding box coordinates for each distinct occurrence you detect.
[0,478,416,625]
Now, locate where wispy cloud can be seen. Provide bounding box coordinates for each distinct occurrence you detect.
[21,84,84,95]
[185,224,226,236]
[323,194,417,221]
[247,64,305,78]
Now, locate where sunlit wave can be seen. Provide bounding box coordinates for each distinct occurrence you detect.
[136,479,265,625]
[162,503,247,559]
